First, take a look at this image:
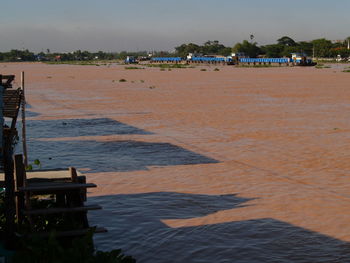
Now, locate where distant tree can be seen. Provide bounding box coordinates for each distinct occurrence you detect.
[277,36,296,46]
[218,47,232,56]
[261,44,284,57]
[311,38,332,58]
[201,40,228,55]
[330,47,350,57]
[297,41,313,56]
[175,43,201,57]
[233,40,261,58]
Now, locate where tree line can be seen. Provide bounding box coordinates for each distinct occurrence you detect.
[178,36,350,58]
[0,36,349,62]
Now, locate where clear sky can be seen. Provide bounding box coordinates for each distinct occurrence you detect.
[1,0,349,52]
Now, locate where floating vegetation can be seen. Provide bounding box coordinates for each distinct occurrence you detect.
[125,66,144,70]
[146,63,194,69]
[214,68,220,71]
[119,79,127,82]
[236,64,274,68]
[44,61,111,66]
[315,63,331,69]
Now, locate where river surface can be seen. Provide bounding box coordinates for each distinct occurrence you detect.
[5,63,350,262]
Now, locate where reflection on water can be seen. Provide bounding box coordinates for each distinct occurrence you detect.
[88,192,350,263]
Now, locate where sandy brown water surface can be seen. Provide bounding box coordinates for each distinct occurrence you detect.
[3,62,350,262]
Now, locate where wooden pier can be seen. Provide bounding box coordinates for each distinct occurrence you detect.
[0,74,106,248]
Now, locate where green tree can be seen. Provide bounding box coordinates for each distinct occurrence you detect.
[277,36,296,46]
[311,38,333,58]
[175,43,201,57]
[261,44,284,57]
[232,40,261,58]
[298,41,313,56]
[201,40,230,55]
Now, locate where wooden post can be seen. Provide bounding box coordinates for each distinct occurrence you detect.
[14,154,25,224]
[69,167,78,183]
[21,71,28,168]
[4,139,15,249]
[1,80,15,248]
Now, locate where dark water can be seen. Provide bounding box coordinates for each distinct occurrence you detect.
[26,118,153,138]
[21,118,218,172]
[88,192,350,263]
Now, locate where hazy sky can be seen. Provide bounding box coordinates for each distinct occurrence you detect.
[1,0,350,52]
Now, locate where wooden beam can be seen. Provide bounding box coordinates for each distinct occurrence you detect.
[18,182,97,192]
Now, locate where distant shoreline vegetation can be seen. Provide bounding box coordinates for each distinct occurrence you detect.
[0,36,349,62]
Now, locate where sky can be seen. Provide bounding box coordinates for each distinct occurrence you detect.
[1,0,350,52]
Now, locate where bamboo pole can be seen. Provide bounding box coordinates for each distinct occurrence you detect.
[21,71,28,167]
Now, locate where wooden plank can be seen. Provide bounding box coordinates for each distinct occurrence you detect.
[22,205,102,215]
[3,88,22,131]
[18,182,97,192]
[0,169,83,181]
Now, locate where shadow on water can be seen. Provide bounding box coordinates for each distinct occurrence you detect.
[25,140,218,173]
[24,104,41,117]
[21,117,218,172]
[88,192,350,263]
[27,118,153,138]
[26,110,41,118]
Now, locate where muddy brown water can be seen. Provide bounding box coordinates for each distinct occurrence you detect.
[4,62,350,262]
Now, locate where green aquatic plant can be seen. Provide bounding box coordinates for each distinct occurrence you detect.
[124,66,144,70]
[26,159,42,171]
